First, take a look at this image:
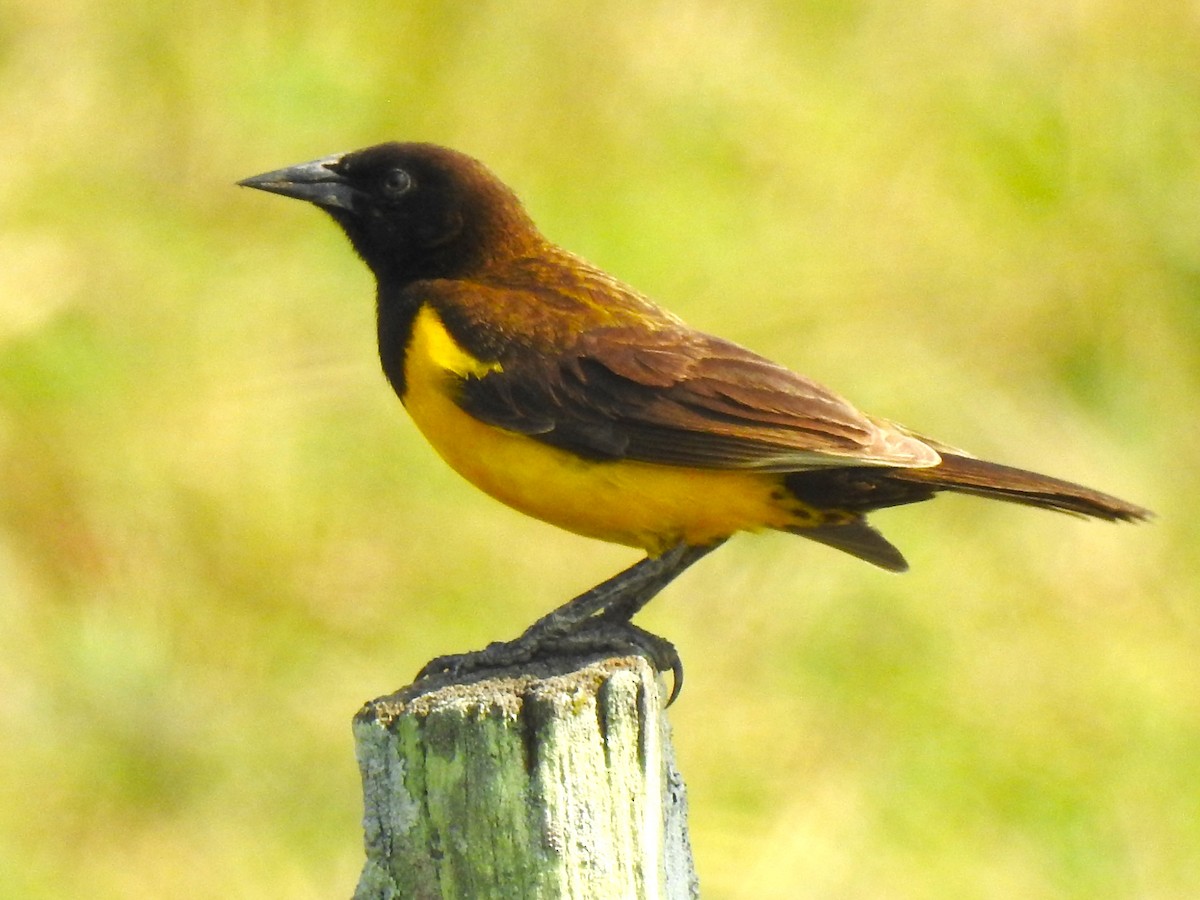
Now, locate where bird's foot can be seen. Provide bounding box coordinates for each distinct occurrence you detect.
[415,616,685,704]
[414,542,724,705]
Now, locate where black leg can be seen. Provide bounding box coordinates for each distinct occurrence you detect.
[415,539,725,702]
[520,540,724,638]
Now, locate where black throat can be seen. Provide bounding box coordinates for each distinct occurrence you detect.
[375,281,426,401]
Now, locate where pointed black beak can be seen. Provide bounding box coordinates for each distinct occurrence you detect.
[238,153,357,212]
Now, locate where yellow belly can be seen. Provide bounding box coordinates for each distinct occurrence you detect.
[401,305,813,554]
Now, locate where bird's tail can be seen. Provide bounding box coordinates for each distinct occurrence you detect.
[888,452,1151,522]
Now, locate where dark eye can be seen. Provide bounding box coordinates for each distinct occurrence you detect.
[381,168,413,199]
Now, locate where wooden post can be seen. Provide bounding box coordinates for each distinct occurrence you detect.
[351,655,698,900]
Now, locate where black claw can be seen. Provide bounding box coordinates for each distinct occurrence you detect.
[665,656,684,707]
[414,654,456,681]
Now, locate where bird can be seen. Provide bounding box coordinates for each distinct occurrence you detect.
[239,142,1150,698]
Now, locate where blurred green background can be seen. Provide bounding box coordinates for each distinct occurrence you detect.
[2,1,1196,897]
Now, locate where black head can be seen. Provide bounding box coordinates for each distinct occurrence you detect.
[239,143,540,283]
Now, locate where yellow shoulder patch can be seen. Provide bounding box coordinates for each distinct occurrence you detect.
[412,304,503,379]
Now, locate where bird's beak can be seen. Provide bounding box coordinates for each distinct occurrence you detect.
[238,153,357,212]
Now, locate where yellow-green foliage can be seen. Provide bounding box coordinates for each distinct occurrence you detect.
[1,1,1194,897]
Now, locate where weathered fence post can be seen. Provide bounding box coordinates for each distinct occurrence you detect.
[351,655,698,900]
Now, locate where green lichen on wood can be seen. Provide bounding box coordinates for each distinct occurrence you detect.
[352,657,698,900]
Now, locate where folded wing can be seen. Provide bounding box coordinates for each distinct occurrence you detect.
[448,310,939,472]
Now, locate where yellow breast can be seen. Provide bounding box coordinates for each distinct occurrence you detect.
[401,304,810,554]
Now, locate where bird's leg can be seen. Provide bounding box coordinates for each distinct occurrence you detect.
[415,540,725,701]
[523,540,725,637]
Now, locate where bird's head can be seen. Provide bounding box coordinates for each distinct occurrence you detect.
[239,142,541,283]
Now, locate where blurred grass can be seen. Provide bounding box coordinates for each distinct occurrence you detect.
[1,0,1197,897]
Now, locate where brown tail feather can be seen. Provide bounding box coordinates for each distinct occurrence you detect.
[889,453,1151,522]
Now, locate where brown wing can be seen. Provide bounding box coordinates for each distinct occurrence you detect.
[441,299,939,471]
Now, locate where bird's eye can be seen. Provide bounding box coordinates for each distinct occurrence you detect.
[381,168,413,199]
